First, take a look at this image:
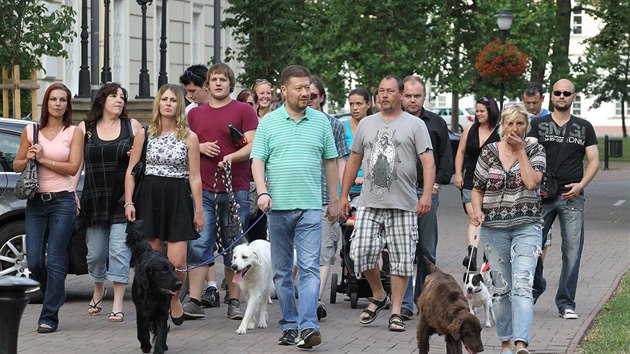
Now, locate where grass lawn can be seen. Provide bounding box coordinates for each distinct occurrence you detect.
[577,271,630,353]
[598,137,630,163]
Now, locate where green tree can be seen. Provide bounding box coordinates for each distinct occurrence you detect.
[0,0,76,71]
[0,0,76,117]
[223,0,308,89]
[574,0,630,137]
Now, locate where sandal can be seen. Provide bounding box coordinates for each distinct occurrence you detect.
[108,311,124,322]
[359,295,390,324]
[88,288,107,316]
[388,313,406,332]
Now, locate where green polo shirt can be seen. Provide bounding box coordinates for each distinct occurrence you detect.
[251,105,338,210]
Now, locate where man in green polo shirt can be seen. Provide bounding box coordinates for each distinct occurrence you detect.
[251,65,340,349]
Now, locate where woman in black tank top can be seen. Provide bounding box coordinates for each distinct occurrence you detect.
[453,96,500,271]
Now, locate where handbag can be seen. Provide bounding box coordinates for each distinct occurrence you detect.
[130,126,149,202]
[15,124,39,199]
[540,121,572,202]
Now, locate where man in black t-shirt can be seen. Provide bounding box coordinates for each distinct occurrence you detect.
[526,79,599,319]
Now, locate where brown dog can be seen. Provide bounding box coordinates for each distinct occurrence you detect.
[417,257,484,354]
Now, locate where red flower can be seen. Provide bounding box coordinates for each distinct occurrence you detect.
[476,39,529,84]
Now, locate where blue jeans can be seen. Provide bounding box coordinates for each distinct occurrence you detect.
[25,194,77,330]
[188,189,249,267]
[539,195,585,312]
[481,223,542,345]
[402,189,439,312]
[86,223,131,283]
[268,209,321,332]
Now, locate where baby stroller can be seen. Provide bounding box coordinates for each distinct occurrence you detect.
[329,195,391,309]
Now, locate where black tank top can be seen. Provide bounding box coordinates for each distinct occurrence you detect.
[463,123,500,189]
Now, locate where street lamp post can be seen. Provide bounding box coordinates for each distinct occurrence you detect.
[137,0,153,98]
[495,10,514,112]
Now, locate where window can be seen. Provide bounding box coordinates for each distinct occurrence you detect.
[615,101,630,116]
[572,95,582,116]
[573,14,582,34]
[572,0,583,35]
[0,130,23,172]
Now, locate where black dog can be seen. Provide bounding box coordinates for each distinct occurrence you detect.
[126,221,182,354]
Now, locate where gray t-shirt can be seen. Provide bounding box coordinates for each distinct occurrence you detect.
[351,111,433,212]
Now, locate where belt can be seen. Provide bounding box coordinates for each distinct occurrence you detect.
[35,190,73,202]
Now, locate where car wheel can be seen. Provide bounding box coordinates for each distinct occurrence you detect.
[0,220,43,303]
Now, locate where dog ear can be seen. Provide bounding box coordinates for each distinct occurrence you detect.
[473,274,483,283]
[447,315,464,341]
[140,267,151,290]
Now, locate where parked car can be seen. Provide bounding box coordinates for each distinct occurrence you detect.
[0,118,87,301]
[431,107,475,133]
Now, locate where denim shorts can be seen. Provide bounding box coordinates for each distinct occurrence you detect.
[461,188,472,204]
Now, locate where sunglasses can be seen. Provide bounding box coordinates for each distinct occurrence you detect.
[310,93,320,100]
[184,70,204,81]
[553,90,573,97]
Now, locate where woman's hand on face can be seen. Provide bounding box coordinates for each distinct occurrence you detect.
[506,131,525,152]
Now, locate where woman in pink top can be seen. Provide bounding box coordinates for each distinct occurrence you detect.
[13,83,83,333]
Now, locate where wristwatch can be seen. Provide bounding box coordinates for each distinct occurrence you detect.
[432,184,441,192]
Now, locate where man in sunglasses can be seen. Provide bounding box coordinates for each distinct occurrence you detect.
[308,76,349,322]
[399,75,452,321]
[179,65,211,115]
[527,79,599,320]
[522,81,550,119]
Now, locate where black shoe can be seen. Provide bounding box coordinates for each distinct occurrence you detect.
[278,329,299,346]
[316,300,327,321]
[170,311,185,326]
[297,328,322,349]
[200,286,220,308]
[400,307,414,321]
[37,324,56,334]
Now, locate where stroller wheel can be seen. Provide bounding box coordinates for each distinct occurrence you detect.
[350,292,358,309]
[330,273,338,304]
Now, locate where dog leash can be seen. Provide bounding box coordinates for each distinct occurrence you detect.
[463,226,480,284]
[175,162,266,273]
[175,210,267,272]
[213,162,244,254]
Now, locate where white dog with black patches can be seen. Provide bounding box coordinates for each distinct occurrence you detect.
[464,273,495,328]
[231,239,274,334]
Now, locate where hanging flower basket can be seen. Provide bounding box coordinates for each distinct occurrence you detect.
[475,39,529,85]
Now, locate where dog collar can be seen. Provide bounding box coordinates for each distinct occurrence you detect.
[473,288,483,293]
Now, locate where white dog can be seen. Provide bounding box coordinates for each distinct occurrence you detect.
[464,273,495,328]
[231,240,274,334]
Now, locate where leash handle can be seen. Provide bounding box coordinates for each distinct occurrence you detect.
[463,226,481,283]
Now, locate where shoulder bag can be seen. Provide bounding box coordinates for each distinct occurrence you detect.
[130,126,149,202]
[15,124,39,199]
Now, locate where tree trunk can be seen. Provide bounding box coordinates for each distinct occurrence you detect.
[549,0,572,86]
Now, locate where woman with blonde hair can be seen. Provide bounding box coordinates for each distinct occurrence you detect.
[472,103,545,354]
[252,79,274,118]
[124,84,204,325]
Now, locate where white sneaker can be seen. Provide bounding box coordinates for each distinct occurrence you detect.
[559,309,578,319]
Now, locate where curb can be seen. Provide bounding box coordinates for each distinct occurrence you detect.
[567,265,630,353]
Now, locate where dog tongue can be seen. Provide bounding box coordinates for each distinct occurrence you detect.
[232,271,243,284]
[466,292,473,300]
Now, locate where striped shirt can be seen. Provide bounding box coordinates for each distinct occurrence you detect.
[473,141,546,228]
[321,113,348,204]
[251,105,338,210]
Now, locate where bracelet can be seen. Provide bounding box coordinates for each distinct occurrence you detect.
[51,160,55,170]
[123,202,134,208]
[578,182,584,189]
[257,192,271,200]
